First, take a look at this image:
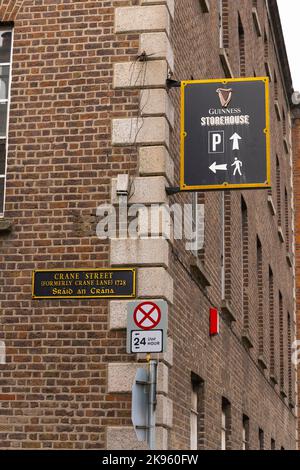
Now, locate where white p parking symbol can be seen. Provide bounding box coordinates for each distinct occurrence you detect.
[208,131,224,154]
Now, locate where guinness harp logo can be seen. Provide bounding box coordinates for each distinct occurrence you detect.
[216,88,233,107]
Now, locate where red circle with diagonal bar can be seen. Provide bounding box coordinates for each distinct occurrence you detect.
[133,301,161,331]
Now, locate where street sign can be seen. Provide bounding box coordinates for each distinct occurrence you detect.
[133,301,161,330]
[131,330,163,353]
[32,268,136,299]
[180,77,270,191]
[127,300,168,354]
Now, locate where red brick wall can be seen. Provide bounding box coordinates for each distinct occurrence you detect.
[0,0,297,450]
[292,106,300,443]
[0,0,140,450]
[168,0,296,449]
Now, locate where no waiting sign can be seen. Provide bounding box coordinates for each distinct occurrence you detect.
[133,301,161,330]
[180,77,271,191]
[127,300,168,354]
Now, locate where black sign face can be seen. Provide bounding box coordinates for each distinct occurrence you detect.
[32,269,136,299]
[180,78,270,191]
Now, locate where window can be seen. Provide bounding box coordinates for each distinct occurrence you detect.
[190,375,204,450]
[269,267,276,379]
[274,72,278,101]
[238,15,245,77]
[219,0,229,49]
[259,428,264,450]
[191,382,198,450]
[287,313,293,405]
[242,415,250,450]
[264,30,269,62]
[274,72,281,121]
[199,0,210,13]
[284,188,289,251]
[282,109,289,154]
[223,191,231,301]
[221,410,226,450]
[279,292,285,393]
[191,192,204,257]
[221,192,225,299]
[271,438,276,450]
[221,398,231,450]
[219,0,223,48]
[252,0,262,37]
[276,156,281,226]
[192,192,198,257]
[242,197,249,331]
[264,30,272,80]
[282,108,287,136]
[0,26,13,216]
[257,237,264,358]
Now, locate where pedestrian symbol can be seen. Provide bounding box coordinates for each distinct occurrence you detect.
[232,157,243,176]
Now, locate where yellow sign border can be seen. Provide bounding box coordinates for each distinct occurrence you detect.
[32,268,136,299]
[180,77,271,191]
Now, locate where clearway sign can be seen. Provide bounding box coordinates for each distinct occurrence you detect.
[127,300,168,354]
[180,77,271,191]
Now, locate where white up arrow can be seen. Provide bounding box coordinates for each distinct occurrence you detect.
[230,133,242,150]
[209,162,228,174]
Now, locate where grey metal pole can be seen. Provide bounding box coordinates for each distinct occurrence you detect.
[148,359,157,450]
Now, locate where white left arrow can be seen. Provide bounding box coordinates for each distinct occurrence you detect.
[209,162,228,174]
[230,133,242,150]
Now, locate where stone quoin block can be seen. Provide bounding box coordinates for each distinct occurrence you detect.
[138,267,174,304]
[137,204,173,241]
[157,362,169,395]
[107,363,140,393]
[115,6,170,35]
[156,395,173,428]
[109,301,128,330]
[140,89,175,128]
[106,427,147,450]
[139,146,174,184]
[140,32,174,72]
[156,427,169,450]
[113,60,168,89]
[111,176,168,205]
[141,0,175,19]
[112,117,169,147]
[107,362,168,395]
[110,238,169,268]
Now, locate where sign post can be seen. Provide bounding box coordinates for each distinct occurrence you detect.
[148,359,157,450]
[128,300,168,450]
[180,77,270,191]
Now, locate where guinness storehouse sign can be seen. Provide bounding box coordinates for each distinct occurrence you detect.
[32,268,136,299]
[180,77,271,191]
